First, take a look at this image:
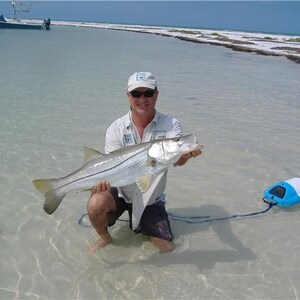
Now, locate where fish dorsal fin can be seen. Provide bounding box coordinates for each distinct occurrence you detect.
[83,146,104,165]
[136,176,152,192]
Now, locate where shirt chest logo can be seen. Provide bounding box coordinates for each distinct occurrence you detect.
[123,134,134,145]
[153,130,167,139]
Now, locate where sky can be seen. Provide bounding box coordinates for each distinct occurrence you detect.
[1,1,300,35]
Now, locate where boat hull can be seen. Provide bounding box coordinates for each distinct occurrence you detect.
[0,21,43,29]
[0,16,50,30]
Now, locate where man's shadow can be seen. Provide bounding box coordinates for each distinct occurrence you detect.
[106,204,257,271]
[141,204,257,270]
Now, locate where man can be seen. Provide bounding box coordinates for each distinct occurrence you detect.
[87,72,201,255]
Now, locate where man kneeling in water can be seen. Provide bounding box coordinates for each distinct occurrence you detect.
[87,72,201,254]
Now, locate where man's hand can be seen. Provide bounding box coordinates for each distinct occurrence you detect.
[175,148,202,167]
[91,181,111,196]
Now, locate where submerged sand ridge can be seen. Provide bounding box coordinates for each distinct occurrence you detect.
[13,18,300,64]
[50,20,300,64]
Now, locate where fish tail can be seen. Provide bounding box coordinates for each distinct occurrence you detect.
[43,190,65,215]
[32,179,65,215]
[32,179,54,193]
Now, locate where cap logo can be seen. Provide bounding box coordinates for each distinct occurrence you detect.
[137,72,147,81]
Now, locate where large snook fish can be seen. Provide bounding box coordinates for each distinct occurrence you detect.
[32,134,201,215]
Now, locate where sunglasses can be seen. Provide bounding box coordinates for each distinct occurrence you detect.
[130,90,155,98]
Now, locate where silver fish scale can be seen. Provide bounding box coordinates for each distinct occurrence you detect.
[104,149,154,187]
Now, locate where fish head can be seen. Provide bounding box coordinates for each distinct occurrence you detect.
[148,134,200,164]
[172,133,200,154]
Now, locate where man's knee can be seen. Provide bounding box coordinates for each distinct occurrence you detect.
[87,192,115,215]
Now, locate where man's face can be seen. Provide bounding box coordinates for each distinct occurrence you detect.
[127,88,158,117]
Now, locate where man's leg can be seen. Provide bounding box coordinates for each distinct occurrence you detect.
[87,182,118,255]
[139,201,175,253]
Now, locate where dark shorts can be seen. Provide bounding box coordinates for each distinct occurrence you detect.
[108,188,174,241]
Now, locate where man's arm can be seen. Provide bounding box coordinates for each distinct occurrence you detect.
[105,123,124,153]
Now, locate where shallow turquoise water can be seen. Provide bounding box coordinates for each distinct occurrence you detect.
[1,25,300,299]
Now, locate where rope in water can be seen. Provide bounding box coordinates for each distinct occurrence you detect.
[168,202,276,224]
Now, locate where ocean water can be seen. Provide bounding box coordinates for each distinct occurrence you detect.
[2,1,300,35]
[1,25,300,300]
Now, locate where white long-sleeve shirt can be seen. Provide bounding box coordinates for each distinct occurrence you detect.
[105,110,183,230]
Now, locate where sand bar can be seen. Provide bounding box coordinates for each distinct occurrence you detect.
[12,19,300,64]
[57,20,300,64]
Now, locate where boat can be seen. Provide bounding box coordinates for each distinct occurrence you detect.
[0,1,50,30]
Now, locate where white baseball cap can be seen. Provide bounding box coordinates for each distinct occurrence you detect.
[127,72,157,92]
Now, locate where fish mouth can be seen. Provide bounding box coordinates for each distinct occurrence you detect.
[193,143,203,151]
[179,134,202,153]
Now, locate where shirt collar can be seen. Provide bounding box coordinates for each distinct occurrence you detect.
[125,110,159,129]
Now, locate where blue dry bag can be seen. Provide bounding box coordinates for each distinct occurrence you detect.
[263,177,300,207]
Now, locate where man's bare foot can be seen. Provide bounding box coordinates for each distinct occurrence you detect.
[87,233,112,256]
[150,236,175,253]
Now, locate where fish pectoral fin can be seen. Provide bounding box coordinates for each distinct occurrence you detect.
[136,176,152,192]
[83,146,104,165]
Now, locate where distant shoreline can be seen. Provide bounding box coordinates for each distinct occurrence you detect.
[23,19,300,64]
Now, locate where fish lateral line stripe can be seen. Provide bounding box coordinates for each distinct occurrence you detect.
[54,149,148,190]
